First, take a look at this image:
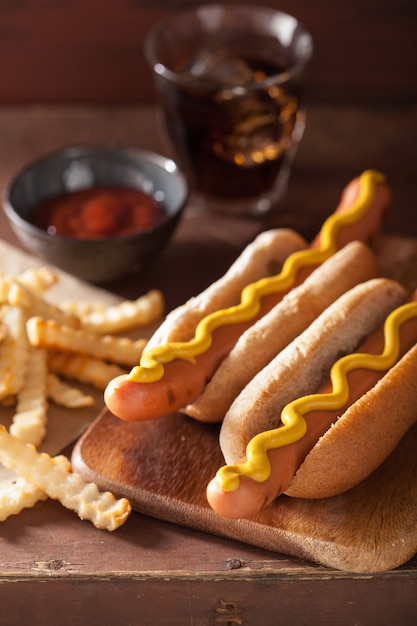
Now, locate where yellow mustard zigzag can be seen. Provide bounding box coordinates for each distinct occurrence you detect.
[129,169,385,383]
[216,301,417,492]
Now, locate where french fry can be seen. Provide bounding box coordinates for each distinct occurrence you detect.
[0,263,164,530]
[0,455,70,522]
[48,351,127,390]
[4,280,80,328]
[80,289,164,334]
[9,346,48,447]
[0,276,13,303]
[59,300,106,317]
[46,373,94,408]
[0,305,29,399]
[0,474,48,521]
[16,266,59,294]
[0,426,132,530]
[27,316,147,367]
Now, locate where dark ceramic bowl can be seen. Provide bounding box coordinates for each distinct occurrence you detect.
[3,145,189,283]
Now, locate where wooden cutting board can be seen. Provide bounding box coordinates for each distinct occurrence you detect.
[72,232,417,575]
[72,408,417,575]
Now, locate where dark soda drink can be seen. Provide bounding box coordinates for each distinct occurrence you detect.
[157,50,301,204]
[145,6,313,215]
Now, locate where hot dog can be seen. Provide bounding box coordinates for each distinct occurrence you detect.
[206,288,417,519]
[184,241,379,422]
[219,277,408,463]
[104,171,391,423]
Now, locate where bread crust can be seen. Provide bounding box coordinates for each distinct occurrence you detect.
[286,342,417,499]
[219,278,408,464]
[147,229,307,346]
[186,241,380,422]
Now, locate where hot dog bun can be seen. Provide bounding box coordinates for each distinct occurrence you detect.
[219,278,408,464]
[146,228,307,346]
[286,342,417,499]
[185,240,380,422]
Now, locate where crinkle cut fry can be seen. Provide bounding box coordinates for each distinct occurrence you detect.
[0,455,70,522]
[0,426,132,530]
[10,346,48,447]
[59,299,106,317]
[46,373,94,408]
[15,266,59,294]
[0,474,48,521]
[0,305,30,399]
[4,279,80,327]
[48,351,127,390]
[80,289,164,333]
[27,316,147,367]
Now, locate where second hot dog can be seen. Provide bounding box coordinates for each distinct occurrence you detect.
[207,287,417,519]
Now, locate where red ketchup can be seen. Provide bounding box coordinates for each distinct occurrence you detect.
[30,186,167,239]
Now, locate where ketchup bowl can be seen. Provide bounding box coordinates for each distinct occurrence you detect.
[3,145,189,283]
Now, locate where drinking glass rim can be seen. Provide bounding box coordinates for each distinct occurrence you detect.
[144,4,314,89]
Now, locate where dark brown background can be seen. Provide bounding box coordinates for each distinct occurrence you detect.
[0,0,416,106]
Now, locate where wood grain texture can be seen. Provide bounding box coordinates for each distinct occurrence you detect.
[72,408,417,574]
[0,0,416,104]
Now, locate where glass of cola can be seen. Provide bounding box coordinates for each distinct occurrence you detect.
[145,4,313,217]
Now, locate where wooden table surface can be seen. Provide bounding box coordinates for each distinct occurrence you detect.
[0,105,416,626]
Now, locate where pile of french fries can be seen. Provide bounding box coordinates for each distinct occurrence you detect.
[0,265,164,531]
